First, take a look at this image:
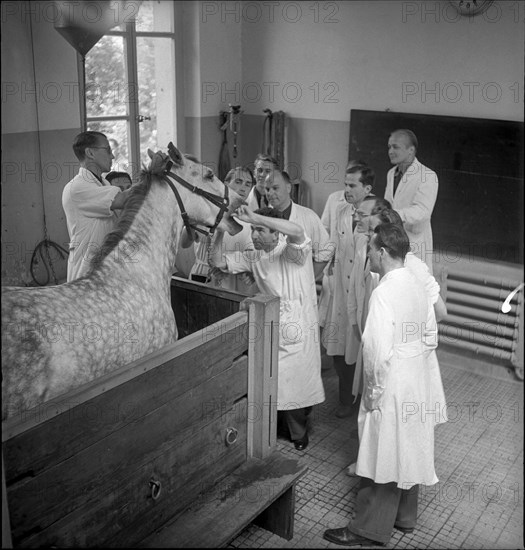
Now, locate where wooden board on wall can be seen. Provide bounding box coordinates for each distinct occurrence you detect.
[348,109,524,264]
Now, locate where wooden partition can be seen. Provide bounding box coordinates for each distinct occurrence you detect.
[170,276,249,338]
[2,285,280,548]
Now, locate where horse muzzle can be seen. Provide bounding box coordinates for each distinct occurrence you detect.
[220,215,243,236]
[221,192,245,235]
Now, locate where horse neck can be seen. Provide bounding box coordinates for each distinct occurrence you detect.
[100,183,182,287]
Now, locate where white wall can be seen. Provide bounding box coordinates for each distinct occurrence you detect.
[2,0,523,283]
[224,0,524,217]
[236,0,523,121]
[1,1,80,284]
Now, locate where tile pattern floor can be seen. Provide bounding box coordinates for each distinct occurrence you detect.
[229,348,524,549]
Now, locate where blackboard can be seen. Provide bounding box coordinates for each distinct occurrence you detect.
[348,109,524,264]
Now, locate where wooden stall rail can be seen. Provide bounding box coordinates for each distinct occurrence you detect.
[2,283,307,548]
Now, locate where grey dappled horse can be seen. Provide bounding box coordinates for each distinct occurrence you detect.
[1,145,243,421]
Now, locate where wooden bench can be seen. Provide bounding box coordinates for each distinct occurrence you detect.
[140,452,307,548]
[2,279,307,548]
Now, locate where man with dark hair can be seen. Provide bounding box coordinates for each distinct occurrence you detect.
[323,164,375,419]
[209,204,325,451]
[63,131,132,281]
[319,159,367,330]
[105,171,132,191]
[182,166,255,287]
[385,129,438,273]
[338,196,392,435]
[324,222,442,547]
[345,203,447,476]
[246,153,279,210]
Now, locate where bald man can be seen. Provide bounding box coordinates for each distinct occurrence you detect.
[385,129,438,274]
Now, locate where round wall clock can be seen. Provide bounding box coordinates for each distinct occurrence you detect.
[449,0,494,16]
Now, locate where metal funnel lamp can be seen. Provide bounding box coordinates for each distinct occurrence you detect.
[54,1,142,129]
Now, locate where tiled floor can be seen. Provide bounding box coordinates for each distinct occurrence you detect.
[229,347,524,549]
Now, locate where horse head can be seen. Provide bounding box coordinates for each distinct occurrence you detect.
[147,147,243,236]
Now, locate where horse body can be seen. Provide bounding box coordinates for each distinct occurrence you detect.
[1,147,243,421]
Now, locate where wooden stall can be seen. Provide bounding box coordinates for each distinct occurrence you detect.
[2,278,307,548]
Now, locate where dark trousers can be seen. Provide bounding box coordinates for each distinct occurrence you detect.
[333,355,356,407]
[278,406,312,441]
[348,477,419,544]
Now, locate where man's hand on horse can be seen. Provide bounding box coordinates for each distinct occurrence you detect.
[234,204,257,224]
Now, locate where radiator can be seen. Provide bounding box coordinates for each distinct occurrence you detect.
[438,268,523,380]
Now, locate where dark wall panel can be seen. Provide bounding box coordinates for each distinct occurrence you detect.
[348,109,524,264]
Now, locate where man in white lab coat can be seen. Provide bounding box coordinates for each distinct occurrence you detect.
[384,129,438,273]
[324,223,442,547]
[62,131,132,282]
[318,159,366,329]
[323,165,375,418]
[209,205,325,451]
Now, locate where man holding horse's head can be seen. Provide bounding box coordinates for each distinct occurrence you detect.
[209,204,325,452]
[62,131,133,282]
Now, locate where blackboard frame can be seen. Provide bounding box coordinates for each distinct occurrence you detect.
[348,109,524,265]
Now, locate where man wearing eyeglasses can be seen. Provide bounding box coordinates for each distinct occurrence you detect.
[62,131,132,282]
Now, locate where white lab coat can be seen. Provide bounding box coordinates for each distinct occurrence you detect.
[346,233,379,383]
[385,158,438,274]
[318,190,347,326]
[348,246,446,419]
[62,168,120,282]
[356,267,440,488]
[324,201,358,356]
[289,203,334,264]
[225,237,325,410]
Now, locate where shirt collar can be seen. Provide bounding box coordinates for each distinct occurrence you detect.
[396,158,416,176]
[280,200,293,220]
[79,167,108,186]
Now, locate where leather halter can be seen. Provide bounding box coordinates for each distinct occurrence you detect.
[160,151,230,238]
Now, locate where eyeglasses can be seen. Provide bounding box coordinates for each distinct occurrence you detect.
[354,211,370,218]
[91,146,112,154]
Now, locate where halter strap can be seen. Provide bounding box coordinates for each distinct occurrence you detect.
[160,164,229,238]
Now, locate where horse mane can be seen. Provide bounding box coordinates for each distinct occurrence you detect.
[90,169,154,270]
[89,152,201,273]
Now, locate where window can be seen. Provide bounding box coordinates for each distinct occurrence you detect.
[85,0,177,179]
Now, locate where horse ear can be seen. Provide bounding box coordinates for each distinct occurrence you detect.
[168,142,184,167]
[148,150,170,175]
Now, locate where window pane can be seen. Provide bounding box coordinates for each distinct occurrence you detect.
[136,0,173,32]
[85,35,128,117]
[86,120,132,176]
[137,36,176,165]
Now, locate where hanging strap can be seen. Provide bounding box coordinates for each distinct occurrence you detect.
[274,111,284,170]
[229,104,241,159]
[218,111,231,181]
[262,108,273,156]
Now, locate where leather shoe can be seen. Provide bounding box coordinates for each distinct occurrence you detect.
[346,462,358,477]
[323,527,381,547]
[394,524,414,534]
[293,433,309,451]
